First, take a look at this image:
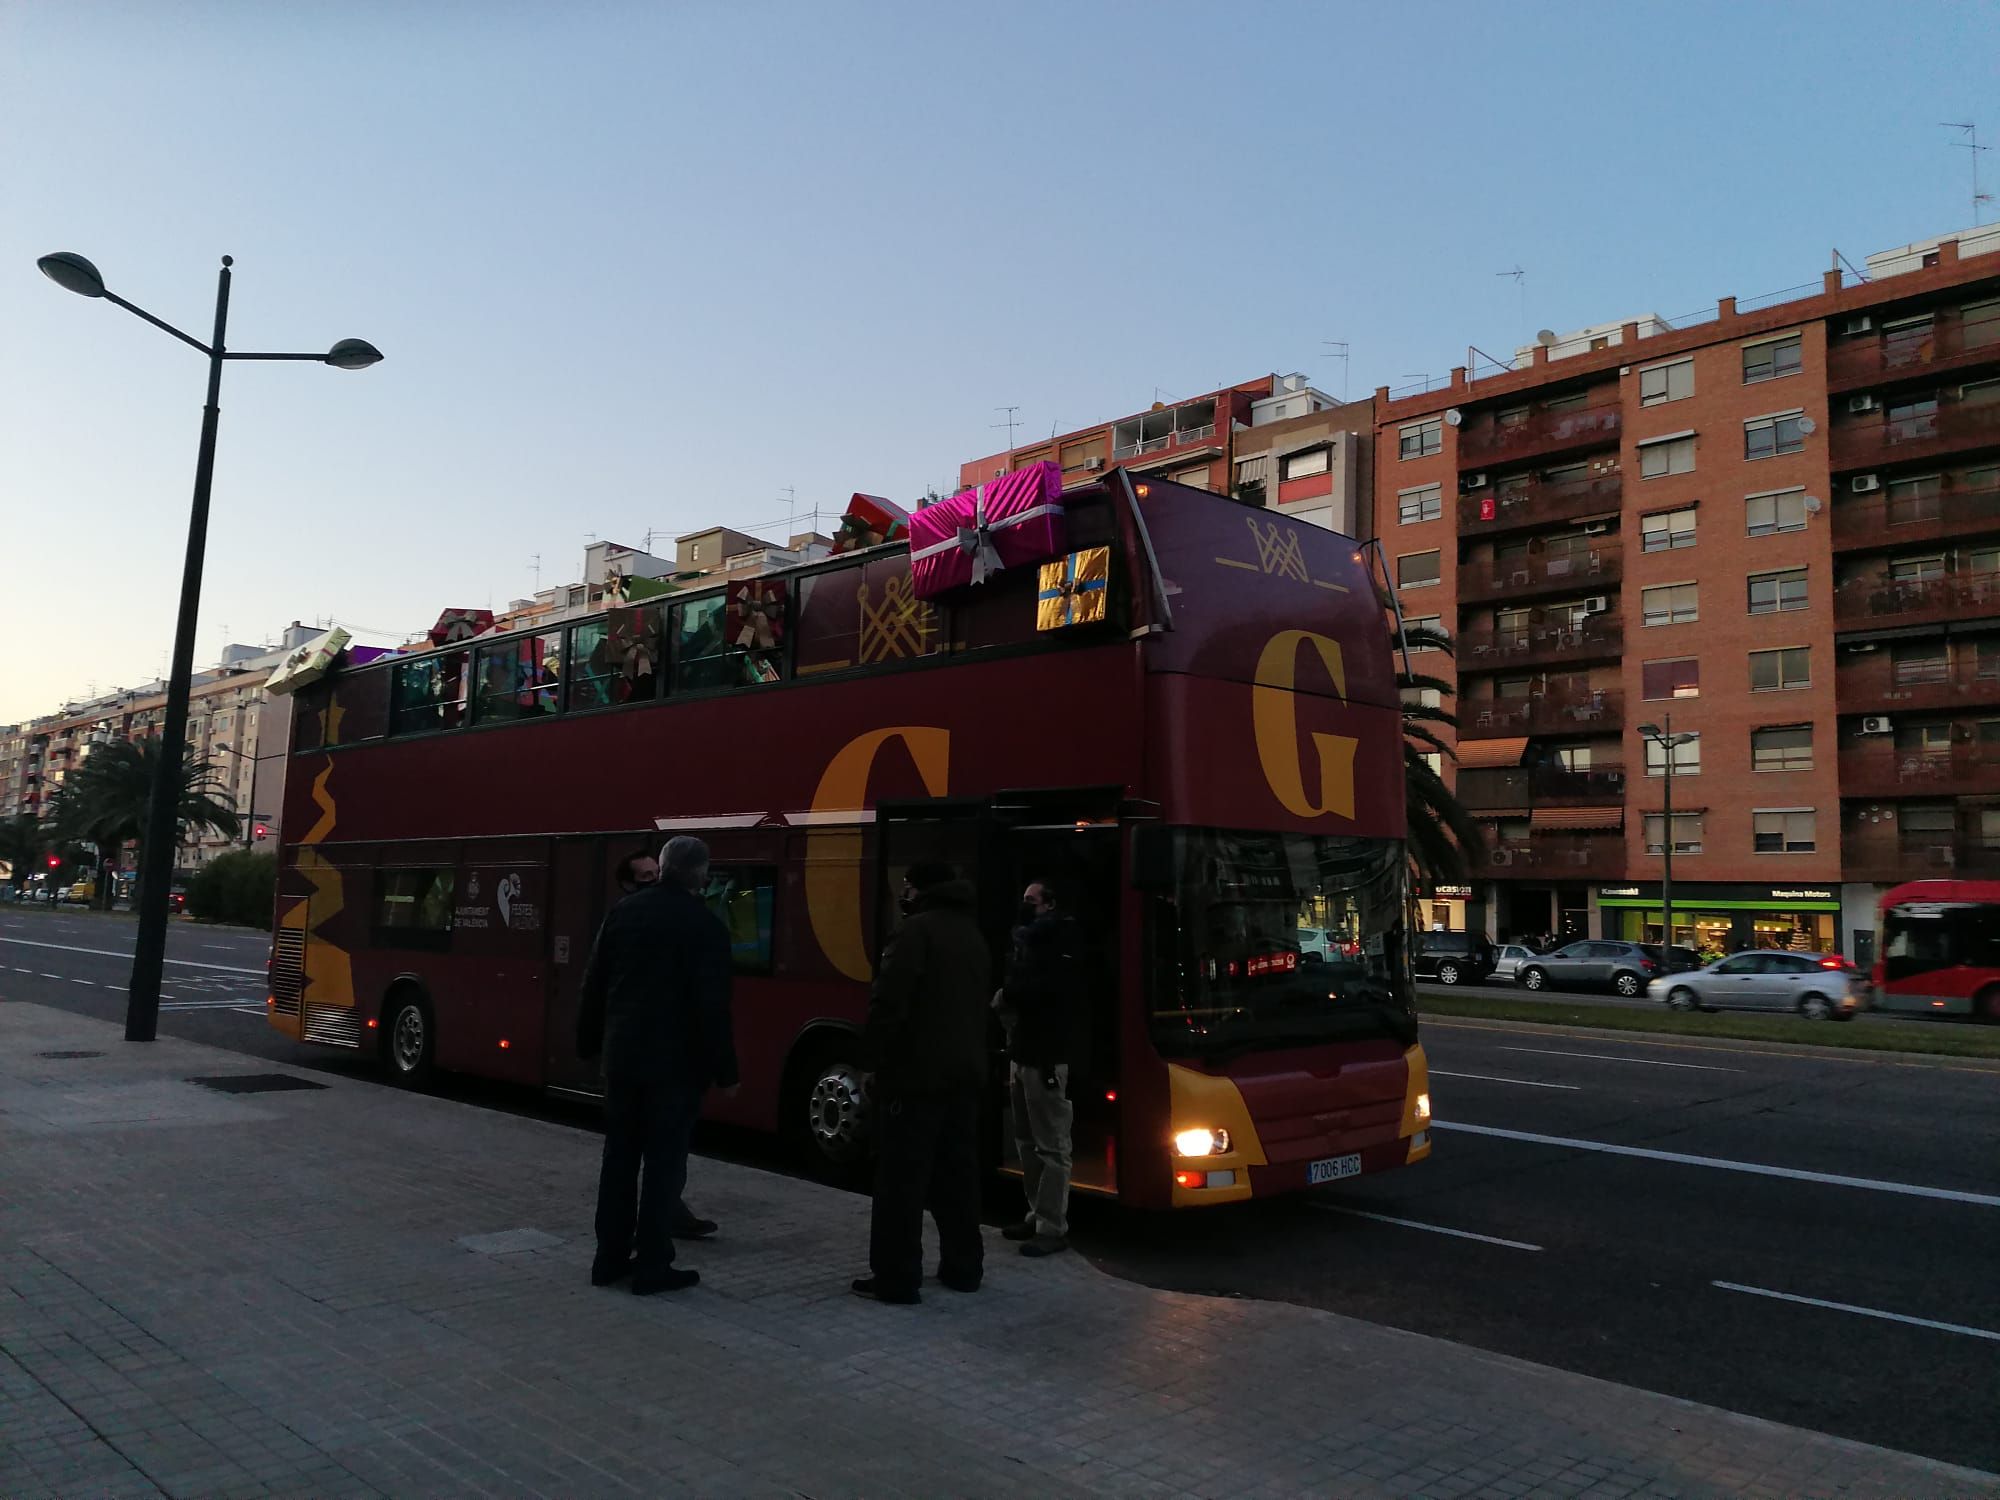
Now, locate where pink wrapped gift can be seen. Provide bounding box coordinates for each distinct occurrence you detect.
[909,461,1067,598]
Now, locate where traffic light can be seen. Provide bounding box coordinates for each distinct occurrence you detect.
[254,824,269,840]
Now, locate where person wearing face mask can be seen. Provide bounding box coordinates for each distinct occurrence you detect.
[998,878,1085,1257]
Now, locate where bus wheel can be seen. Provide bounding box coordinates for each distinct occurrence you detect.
[384,990,435,1087]
[800,1048,872,1178]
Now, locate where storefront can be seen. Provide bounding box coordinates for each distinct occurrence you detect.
[1596,883,1841,961]
[1413,883,1475,933]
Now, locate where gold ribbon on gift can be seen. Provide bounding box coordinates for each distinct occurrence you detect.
[1037,547,1111,631]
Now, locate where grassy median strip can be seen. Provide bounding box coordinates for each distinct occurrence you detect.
[1415,991,2000,1061]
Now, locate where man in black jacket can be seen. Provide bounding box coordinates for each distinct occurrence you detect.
[852,861,990,1304]
[999,878,1085,1257]
[577,835,737,1294]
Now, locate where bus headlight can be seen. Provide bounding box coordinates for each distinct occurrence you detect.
[1415,1092,1432,1123]
[1174,1127,1231,1157]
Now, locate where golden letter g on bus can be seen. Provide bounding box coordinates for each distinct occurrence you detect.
[1252,630,1357,821]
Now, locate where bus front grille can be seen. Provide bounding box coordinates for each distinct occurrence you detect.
[270,928,306,1017]
[301,1004,363,1049]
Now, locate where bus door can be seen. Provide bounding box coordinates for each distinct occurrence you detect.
[990,789,1125,1199]
[544,835,608,1094]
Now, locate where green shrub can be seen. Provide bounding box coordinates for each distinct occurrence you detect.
[186,849,277,930]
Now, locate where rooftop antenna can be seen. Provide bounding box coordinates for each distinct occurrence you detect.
[992,405,1021,458]
[529,553,541,590]
[1833,247,1870,285]
[1496,265,1526,333]
[1321,340,1350,401]
[1943,122,1993,225]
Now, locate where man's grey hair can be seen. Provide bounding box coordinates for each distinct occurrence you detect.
[659,836,711,890]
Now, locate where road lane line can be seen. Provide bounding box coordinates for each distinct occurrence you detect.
[1431,1069,1581,1091]
[160,999,264,1012]
[1436,1122,2000,1207]
[229,1006,269,1017]
[66,977,97,986]
[1421,1017,2000,1073]
[1313,1205,1542,1251]
[0,936,264,975]
[1712,1281,2000,1343]
[1499,1045,1738,1073]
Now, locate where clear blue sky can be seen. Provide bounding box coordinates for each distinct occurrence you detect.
[3,0,1994,721]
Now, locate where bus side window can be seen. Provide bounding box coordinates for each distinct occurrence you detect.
[375,867,454,951]
[704,865,778,976]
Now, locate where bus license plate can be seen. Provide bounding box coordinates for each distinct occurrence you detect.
[1308,1153,1361,1185]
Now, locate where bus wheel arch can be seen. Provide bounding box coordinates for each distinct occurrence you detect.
[783,1025,872,1179]
[381,980,436,1087]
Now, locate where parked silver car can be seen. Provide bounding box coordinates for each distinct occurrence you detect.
[1648,950,1865,1021]
[1493,943,1539,983]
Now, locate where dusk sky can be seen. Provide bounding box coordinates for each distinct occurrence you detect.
[3,0,1994,722]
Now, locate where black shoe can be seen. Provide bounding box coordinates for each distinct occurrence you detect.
[631,1267,700,1295]
[935,1271,982,1293]
[1020,1234,1069,1258]
[850,1276,920,1304]
[1000,1220,1038,1242]
[590,1256,637,1287]
[671,1215,718,1240]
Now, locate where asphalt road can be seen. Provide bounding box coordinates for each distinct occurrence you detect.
[6,906,1999,1474]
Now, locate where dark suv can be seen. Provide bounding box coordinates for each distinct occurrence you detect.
[1415,932,1498,986]
[1517,940,1678,997]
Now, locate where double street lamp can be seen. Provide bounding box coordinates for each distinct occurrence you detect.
[1637,715,1698,964]
[37,252,381,1042]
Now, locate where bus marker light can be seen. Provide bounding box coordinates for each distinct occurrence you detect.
[265,995,275,1007]
[366,1017,379,1029]
[1104,1089,1117,1102]
[498,1039,511,1050]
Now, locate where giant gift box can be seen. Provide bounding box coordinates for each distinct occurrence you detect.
[908,461,1066,599]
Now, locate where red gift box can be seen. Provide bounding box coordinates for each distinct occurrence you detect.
[908,461,1067,599]
[831,493,910,554]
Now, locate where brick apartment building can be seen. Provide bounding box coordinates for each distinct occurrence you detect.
[1373,224,2000,963]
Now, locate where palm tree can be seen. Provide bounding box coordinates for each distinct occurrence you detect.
[1397,620,1485,884]
[51,737,239,908]
[0,813,48,896]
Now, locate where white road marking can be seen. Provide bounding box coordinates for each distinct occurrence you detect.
[1499,1045,1738,1073]
[229,1006,270,1017]
[66,977,96,986]
[1713,1281,2000,1343]
[1314,1205,1542,1252]
[159,999,264,1012]
[39,973,63,979]
[0,936,264,975]
[1437,1122,2000,1208]
[1431,1069,1580,1092]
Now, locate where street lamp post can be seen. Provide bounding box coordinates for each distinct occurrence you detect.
[1637,715,1698,965]
[37,252,380,1042]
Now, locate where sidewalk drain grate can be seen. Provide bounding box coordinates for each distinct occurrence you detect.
[38,1050,104,1059]
[187,1073,328,1094]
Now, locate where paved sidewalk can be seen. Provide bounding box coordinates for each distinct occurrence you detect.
[2,1003,1994,1500]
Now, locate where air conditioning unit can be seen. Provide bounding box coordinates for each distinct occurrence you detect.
[1860,715,1894,735]
[1851,474,1881,493]
[1844,315,1873,335]
[1490,848,1514,867]
[1581,595,1610,614]
[1582,520,1611,534]
[1465,472,1488,489]
[1849,394,1878,413]
[1084,456,1104,471]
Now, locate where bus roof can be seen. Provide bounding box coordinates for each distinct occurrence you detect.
[1880,879,2000,908]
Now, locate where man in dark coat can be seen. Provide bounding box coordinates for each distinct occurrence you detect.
[998,878,1086,1257]
[577,835,737,1294]
[851,861,990,1304]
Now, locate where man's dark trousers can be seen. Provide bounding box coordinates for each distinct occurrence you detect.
[868,1087,983,1294]
[596,1074,703,1275]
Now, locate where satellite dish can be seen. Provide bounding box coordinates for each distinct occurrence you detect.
[1803,494,1823,513]
[1536,329,1558,346]
[1443,409,1464,427]
[1797,415,1817,435]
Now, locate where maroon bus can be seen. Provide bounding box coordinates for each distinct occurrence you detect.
[267,473,1432,1208]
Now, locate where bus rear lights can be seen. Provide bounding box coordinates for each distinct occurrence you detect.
[1174,1127,1230,1157]
[1103,1089,1118,1102]
[498,1038,511,1050]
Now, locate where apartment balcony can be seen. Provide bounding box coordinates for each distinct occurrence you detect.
[1459,613,1623,673]
[1455,471,1623,537]
[1458,765,1627,812]
[1830,398,2000,471]
[1457,403,1622,468]
[1830,479,2000,553]
[1839,744,2000,799]
[1826,315,2000,394]
[1463,687,1624,739]
[1834,571,2000,630]
[1459,543,1622,605]
[1840,830,2000,884]
[1484,834,1627,881]
[1836,652,2000,715]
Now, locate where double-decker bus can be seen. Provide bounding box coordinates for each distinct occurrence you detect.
[267,473,1431,1208]
[1874,879,2000,1019]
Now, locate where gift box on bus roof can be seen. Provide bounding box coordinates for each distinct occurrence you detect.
[909,461,1067,599]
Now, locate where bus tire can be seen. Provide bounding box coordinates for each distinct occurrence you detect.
[789,1036,872,1181]
[383,987,436,1087]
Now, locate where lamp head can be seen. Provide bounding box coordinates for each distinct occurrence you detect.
[1637,722,1662,738]
[324,338,383,371]
[38,252,106,298]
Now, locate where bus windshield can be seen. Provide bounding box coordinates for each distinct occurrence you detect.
[1139,828,1416,1056]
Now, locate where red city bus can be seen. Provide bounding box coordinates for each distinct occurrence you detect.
[1873,879,2000,1019]
[267,474,1432,1208]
